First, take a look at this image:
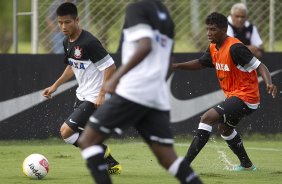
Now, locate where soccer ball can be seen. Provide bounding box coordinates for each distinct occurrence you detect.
[22,153,49,179]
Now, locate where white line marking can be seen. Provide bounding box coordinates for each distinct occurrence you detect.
[175,143,282,152]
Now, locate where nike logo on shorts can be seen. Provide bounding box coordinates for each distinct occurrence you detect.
[69,119,77,124]
[217,105,224,110]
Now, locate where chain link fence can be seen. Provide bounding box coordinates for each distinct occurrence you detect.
[38,0,282,53]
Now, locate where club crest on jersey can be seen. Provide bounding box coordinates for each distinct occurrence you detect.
[215,63,230,71]
[74,46,82,59]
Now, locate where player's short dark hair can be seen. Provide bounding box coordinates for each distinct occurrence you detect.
[205,12,227,29]
[56,2,78,18]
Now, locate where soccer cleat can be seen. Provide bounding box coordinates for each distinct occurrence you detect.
[104,146,122,175]
[107,163,122,175]
[233,165,257,171]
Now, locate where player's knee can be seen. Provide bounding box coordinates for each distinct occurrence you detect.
[200,114,213,124]
[60,123,74,139]
[218,124,234,136]
[200,109,220,124]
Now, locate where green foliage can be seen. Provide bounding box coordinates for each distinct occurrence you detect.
[0,1,13,52]
[0,0,31,53]
[0,137,282,184]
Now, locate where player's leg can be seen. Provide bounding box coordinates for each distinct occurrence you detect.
[61,99,121,174]
[78,94,148,183]
[78,125,111,184]
[60,123,79,146]
[216,96,256,171]
[185,108,220,165]
[151,144,202,184]
[102,144,122,175]
[136,110,202,184]
[61,99,95,147]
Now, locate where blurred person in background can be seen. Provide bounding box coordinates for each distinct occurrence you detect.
[227,3,263,59]
[46,0,71,54]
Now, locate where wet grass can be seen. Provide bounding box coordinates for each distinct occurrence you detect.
[0,136,281,184]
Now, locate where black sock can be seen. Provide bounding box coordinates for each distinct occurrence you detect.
[171,158,203,184]
[185,129,211,165]
[85,151,112,184]
[225,134,252,167]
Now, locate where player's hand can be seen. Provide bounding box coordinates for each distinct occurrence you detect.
[42,86,57,99]
[267,84,277,98]
[171,63,178,70]
[102,78,119,94]
[95,94,105,108]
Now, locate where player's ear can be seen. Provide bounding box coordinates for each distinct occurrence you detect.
[75,17,79,23]
[222,27,227,33]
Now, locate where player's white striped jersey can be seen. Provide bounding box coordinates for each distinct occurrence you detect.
[116,0,174,110]
[63,30,114,103]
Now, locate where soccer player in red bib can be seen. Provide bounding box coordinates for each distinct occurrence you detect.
[173,12,277,171]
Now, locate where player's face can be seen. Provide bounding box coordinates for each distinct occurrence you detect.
[206,24,226,44]
[231,9,247,29]
[57,15,79,37]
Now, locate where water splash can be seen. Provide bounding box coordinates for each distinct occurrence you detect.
[209,137,235,171]
[217,150,235,171]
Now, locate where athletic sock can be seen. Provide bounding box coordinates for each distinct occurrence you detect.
[81,145,112,184]
[222,130,253,168]
[185,123,212,165]
[168,158,203,184]
[64,132,79,147]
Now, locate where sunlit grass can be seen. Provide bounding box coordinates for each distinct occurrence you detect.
[0,135,282,184]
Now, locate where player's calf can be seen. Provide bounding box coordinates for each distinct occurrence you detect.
[168,157,203,184]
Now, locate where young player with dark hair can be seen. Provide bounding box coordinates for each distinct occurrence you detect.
[42,2,122,174]
[77,0,202,183]
[173,12,277,171]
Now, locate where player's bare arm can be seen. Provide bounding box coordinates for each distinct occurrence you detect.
[257,63,277,98]
[172,59,205,70]
[43,65,74,99]
[96,64,116,107]
[102,37,152,93]
[247,45,263,59]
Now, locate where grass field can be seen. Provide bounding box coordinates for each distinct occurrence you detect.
[0,136,282,184]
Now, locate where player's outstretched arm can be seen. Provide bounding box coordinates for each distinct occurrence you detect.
[257,63,277,98]
[43,65,74,99]
[172,59,205,71]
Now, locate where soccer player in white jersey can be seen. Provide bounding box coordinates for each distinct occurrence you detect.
[77,0,202,183]
[42,2,122,174]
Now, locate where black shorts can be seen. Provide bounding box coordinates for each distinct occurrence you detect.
[213,96,256,127]
[88,94,174,146]
[65,98,96,132]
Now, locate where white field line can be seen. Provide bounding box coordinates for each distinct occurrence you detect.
[126,142,282,152]
[175,143,282,152]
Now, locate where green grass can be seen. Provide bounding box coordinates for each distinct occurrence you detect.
[9,40,282,54]
[0,137,282,184]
